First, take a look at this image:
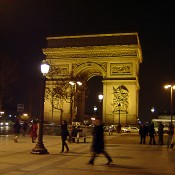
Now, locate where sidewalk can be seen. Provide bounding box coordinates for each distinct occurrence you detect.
[0,134,175,175]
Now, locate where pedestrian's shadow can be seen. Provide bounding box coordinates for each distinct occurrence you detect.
[103,163,143,170]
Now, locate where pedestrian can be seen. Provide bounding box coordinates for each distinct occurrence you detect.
[13,119,21,143]
[22,120,29,137]
[70,125,78,143]
[166,122,174,148]
[30,120,38,143]
[60,120,70,153]
[158,122,164,145]
[87,117,113,165]
[108,125,114,135]
[139,123,147,144]
[149,122,156,145]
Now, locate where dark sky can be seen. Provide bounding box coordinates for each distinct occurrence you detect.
[0,1,175,121]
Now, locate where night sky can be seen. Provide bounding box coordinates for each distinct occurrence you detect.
[0,1,175,122]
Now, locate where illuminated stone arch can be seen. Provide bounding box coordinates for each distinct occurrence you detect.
[72,62,107,81]
[43,33,143,125]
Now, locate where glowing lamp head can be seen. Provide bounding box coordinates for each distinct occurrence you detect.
[41,62,50,75]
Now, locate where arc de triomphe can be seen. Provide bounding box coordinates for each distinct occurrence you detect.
[43,33,143,125]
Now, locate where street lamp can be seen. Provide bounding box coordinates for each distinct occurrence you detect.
[98,94,103,119]
[94,106,97,115]
[151,107,155,122]
[164,84,175,125]
[31,61,50,154]
[69,81,82,125]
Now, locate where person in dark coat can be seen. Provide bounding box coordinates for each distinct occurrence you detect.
[22,120,29,137]
[60,120,70,153]
[166,123,174,148]
[70,125,78,143]
[149,122,156,145]
[158,122,164,145]
[87,118,112,165]
[13,119,21,142]
[139,123,147,144]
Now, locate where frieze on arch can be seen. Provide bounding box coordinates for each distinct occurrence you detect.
[44,47,139,59]
[43,33,143,125]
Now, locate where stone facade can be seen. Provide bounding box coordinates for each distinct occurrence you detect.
[43,33,143,125]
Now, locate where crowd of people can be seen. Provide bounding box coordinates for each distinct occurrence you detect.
[13,119,38,143]
[13,118,113,166]
[12,117,174,166]
[139,121,174,148]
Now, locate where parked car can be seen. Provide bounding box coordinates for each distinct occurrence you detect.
[121,125,131,133]
[121,126,139,133]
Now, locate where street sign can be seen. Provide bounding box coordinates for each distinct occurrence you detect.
[17,104,24,112]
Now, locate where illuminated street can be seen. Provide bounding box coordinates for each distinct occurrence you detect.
[0,133,174,175]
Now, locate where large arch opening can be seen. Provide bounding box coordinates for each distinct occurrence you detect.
[85,76,103,116]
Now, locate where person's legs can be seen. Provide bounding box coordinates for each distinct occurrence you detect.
[140,136,143,144]
[103,150,113,165]
[143,136,146,144]
[65,140,69,152]
[14,135,19,142]
[153,136,156,145]
[149,136,153,144]
[60,137,65,152]
[167,135,172,148]
[88,152,97,165]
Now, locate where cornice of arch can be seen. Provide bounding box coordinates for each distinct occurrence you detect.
[43,45,141,62]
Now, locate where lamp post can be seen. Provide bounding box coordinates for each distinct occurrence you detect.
[94,106,97,115]
[118,103,121,125]
[151,107,155,122]
[31,61,50,154]
[98,94,103,119]
[164,84,175,125]
[69,81,82,125]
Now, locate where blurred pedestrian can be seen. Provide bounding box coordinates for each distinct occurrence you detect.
[158,122,164,145]
[139,123,147,144]
[166,122,174,148]
[30,120,38,143]
[70,125,78,143]
[60,120,70,153]
[87,117,113,165]
[13,119,21,143]
[108,125,114,135]
[149,122,156,145]
[22,120,29,137]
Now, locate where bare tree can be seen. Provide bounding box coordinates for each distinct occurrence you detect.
[0,53,18,111]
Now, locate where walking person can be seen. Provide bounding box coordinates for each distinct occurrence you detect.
[149,122,156,145]
[87,117,113,165]
[13,119,21,143]
[30,120,38,143]
[22,120,28,137]
[139,123,147,144]
[158,122,164,145]
[166,122,174,148]
[60,120,70,153]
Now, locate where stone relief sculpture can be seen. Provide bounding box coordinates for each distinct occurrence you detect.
[111,85,129,113]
